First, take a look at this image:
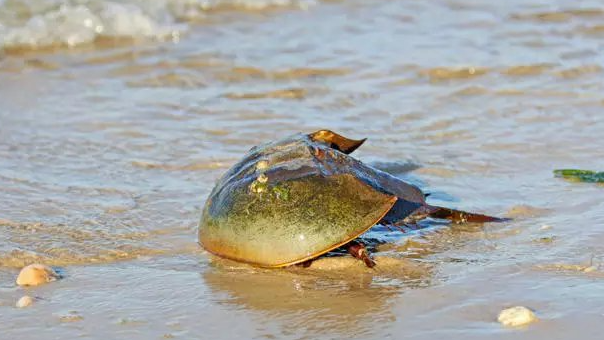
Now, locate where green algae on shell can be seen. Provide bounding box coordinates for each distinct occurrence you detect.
[199,130,400,267]
[200,173,396,268]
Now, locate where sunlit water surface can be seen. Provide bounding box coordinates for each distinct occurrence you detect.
[1,0,604,339]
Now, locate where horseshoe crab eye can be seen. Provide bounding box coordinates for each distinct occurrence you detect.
[256,160,269,171]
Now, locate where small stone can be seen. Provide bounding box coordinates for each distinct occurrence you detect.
[16,264,60,286]
[498,306,538,327]
[15,296,34,308]
[540,225,552,230]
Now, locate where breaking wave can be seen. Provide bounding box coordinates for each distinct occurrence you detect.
[0,0,315,51]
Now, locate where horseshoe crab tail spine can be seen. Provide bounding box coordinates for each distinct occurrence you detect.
[426,205,511,223]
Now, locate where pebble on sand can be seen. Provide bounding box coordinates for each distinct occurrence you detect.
[16,264,60,286]
[498,306,538,327]
[15,296,34,308]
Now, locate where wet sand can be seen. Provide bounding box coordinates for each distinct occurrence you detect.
[2,0,604,339]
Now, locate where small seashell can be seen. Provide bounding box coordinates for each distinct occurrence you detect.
[16,264,60,286]
[498,306,538,327]
[15,295,34,308]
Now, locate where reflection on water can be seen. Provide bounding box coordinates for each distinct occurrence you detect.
[202,256,431,338]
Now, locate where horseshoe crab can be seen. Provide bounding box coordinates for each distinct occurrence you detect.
[199,130,506,268]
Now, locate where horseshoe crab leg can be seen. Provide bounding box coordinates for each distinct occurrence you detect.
[347,241,376,268]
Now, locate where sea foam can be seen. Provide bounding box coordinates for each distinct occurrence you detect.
[0,0,315,50]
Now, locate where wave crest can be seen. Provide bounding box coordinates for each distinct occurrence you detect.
[0,0,315,50]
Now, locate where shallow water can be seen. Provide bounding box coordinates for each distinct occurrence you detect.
[2,0,604,338]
